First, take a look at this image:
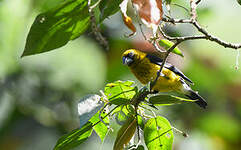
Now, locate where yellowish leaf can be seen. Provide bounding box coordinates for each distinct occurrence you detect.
[121,13,136,36]
[113,115,137,150]
[120,0,136,36]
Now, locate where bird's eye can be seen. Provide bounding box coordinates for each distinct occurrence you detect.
[128,52,134,58]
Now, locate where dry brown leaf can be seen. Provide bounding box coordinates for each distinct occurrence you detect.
[120,0,136,36]
[132,0,163,34]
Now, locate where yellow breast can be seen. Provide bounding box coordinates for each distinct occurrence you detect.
[130,58,182,92]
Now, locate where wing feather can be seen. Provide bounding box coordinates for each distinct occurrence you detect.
[146,54,193,84]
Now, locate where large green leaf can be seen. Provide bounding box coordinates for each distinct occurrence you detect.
[99,0,123,22]
[104,80,138,105]
[22,0,90,57]
[144,116,173,150]
[54,122,93,150]
[113,115,137,150]
[158,39,184,57]
[149,94,196,106]
[89,110,109,142]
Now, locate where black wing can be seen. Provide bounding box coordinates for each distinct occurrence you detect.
[146,54,193,84]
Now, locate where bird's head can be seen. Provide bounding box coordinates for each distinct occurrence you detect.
[122,49,145,66]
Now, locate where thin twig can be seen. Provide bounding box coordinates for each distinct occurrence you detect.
[134,104,140,144]
[150,38,182,90]
[162,17,192,24]
[148,0,240,95]
[162,18,241,49]
[192,21,241,49]
[88,0,109,50]
[190,0,198,20]
[159,26,206,41]
[172,126,188,137]
[171,3,189,14]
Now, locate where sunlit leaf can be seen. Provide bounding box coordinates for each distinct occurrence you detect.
[104,80,138,105]
[99,0,123,22]
[115,110,128,125]
[113,115,137,150]
[54,122,93,150]
[149,94,196,106]
[89,111,109,142]
[78,94,104,128]
[22,0,90,57]
[114,105,135,125]
[144,116,173,150]
[158,39,184,57]
[137,115,144,130]
[132,0,163,34]
[112,105,135,115]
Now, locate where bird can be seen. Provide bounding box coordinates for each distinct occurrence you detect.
[122,49,207,108]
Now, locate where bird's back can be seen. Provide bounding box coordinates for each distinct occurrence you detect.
[129,57,182,92]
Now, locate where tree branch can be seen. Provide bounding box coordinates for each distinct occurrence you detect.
[190,0,198,20]
[162,17,241,50]
[150,40,182,90]
[147,0,241,96]
[192,21,241,49]
[88,0,109,50]
[130,0,241,111]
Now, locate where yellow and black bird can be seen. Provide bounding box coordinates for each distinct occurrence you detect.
[122,49,207,108]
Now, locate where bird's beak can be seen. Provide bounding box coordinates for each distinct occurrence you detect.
[122,56,134,66]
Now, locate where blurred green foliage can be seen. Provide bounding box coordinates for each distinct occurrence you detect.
[0,0,241,150]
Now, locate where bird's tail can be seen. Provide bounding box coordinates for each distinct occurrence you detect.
[185,90,207,109]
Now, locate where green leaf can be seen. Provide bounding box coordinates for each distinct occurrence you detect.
[137,115,144,130]
[237,0,241,5]
[89,110,109,142]
[99,0,123,22]
[144,116,173,150]
[104,80,138,105]
[149,94,196,106]
[136,145,145,150]
[115,110,128,125]
[113,115,137,150]
[22,0,90,57]
[54,122,93,150]
[114,105,135,125]
[158,39,184,57]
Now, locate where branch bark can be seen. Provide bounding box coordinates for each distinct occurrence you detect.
[150,0,241,91]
